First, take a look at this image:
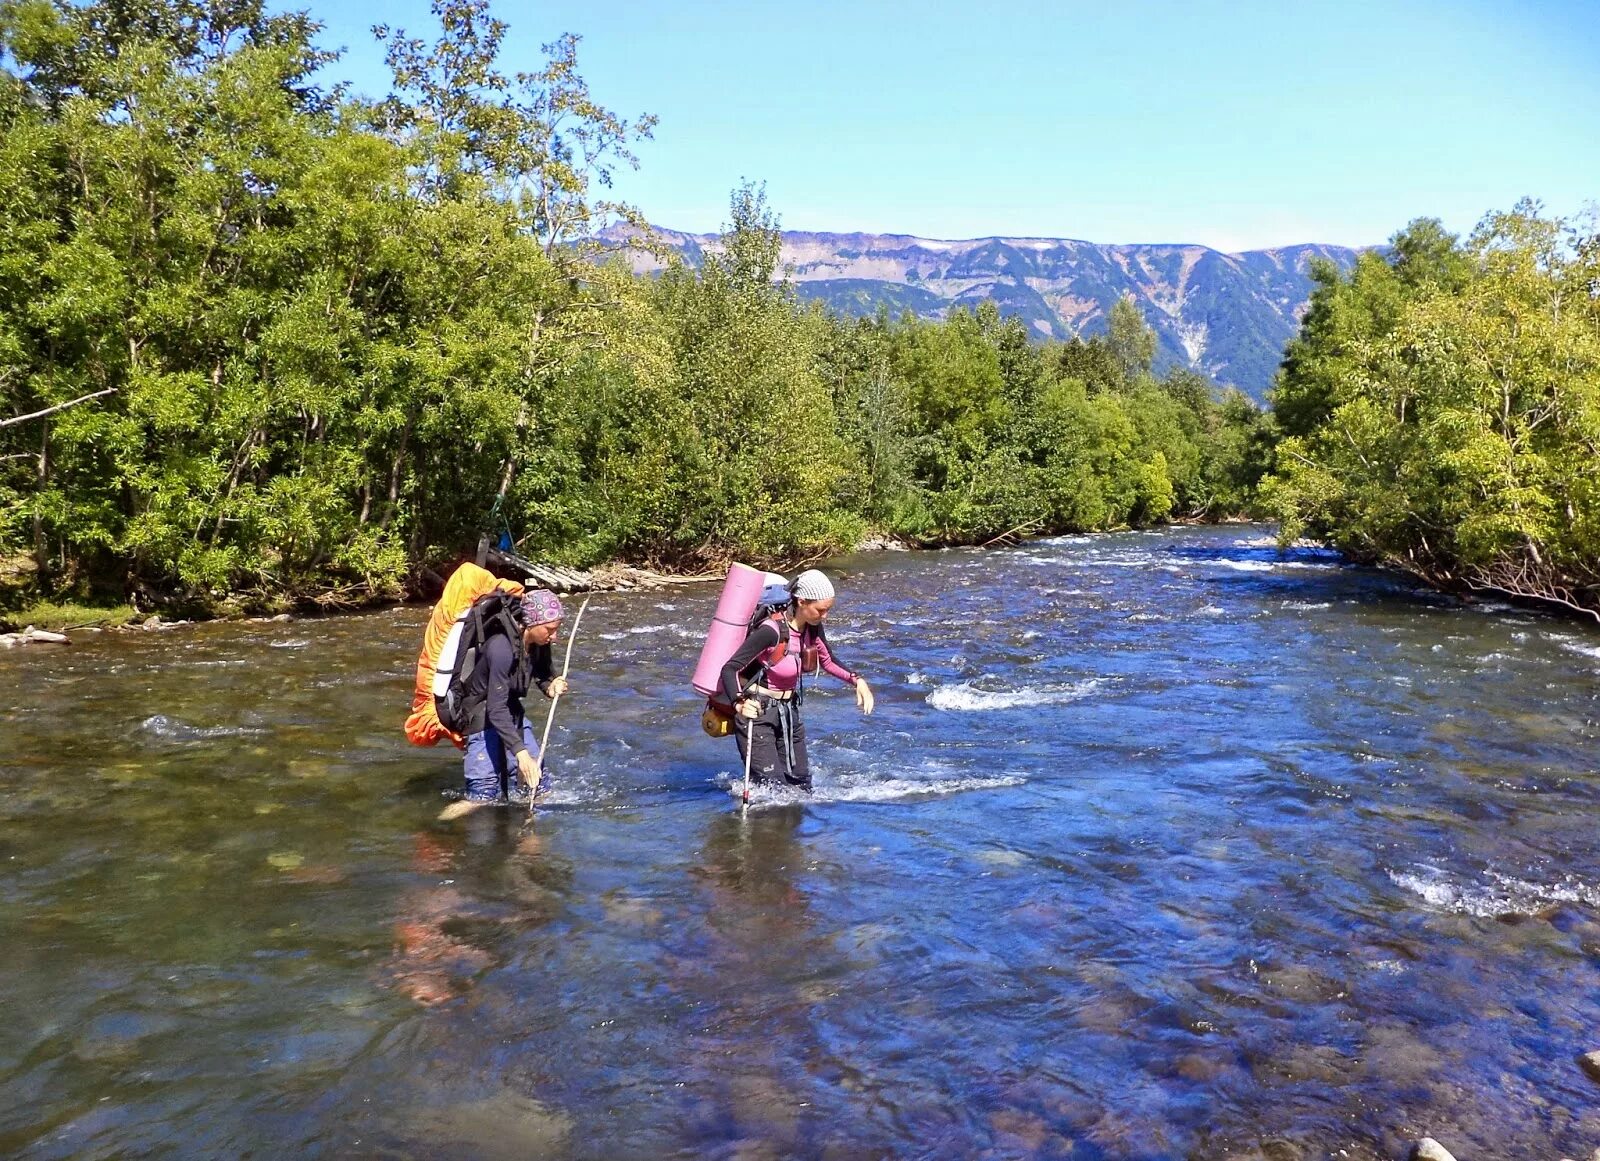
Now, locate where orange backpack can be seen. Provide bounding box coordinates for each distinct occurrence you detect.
[404,563,524,749]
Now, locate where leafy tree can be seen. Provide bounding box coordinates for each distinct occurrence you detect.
[647,182,856,563]
[1272,218,1466,441]
[374,0,655,254]
[1053,335,1122,396]
[813,310,910,523]
[1106,294,1155,383]
[0,0,334,111]
[1265,201,1600,618]
[0,0,1278,614]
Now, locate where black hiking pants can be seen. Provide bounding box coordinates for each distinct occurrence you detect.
[734,697,811,792]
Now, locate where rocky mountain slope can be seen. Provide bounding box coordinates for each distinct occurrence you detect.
[626,228,1364,401]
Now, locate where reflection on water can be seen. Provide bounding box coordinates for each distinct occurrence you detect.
[4,526,1600,1158]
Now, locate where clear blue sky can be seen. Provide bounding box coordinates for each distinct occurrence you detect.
[305,0,1599,251]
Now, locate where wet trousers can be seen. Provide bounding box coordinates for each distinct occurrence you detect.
[734,697,811,792]
[462,718,538,802]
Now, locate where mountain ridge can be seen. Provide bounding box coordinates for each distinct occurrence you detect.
[620,226,1367,400]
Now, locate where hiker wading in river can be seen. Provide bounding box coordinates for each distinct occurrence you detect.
[718,569,874,793]
[452,589,569,813]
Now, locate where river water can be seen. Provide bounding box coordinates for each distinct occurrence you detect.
[3,526,1599,1159]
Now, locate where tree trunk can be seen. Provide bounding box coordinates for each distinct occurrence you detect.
[31,421,48,574]
[380,418,414,531]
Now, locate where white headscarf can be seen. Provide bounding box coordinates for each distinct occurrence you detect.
[791,569,835,601]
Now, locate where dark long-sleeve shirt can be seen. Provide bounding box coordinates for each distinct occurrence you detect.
[719,619,856,705]
[463,632,554,756]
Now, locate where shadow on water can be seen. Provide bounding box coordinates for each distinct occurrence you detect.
[4,526,1600,1158]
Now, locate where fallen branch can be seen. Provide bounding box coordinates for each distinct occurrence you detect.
[588,563,718,590]
[982,519,1044,549]
[1380,545,1600,624]
[1462,558,1600,624]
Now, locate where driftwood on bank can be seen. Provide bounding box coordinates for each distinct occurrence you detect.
[0,625,69,647]
[594,564,721,590]
[479,543,716,593]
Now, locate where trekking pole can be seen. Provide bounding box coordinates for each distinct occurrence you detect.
[533,595,590,814]
[734,671,762,810]
[741,709,755,809]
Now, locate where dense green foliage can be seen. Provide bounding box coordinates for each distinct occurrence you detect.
[819,300,1269,545]
[1265,206,1600,617]
[0,0,1269,612]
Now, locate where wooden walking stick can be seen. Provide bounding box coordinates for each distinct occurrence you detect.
[532,595,589,813]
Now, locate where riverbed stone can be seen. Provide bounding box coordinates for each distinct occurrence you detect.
[1250,1041,1353,1086]
[1258,962,1347,1002]
[1411,1139,1458,1161]
[1361,1021,1443,1087]
[1580,1050,1600,1084]
[986,1108,1053,1154]
[1173,1051,1230,1082]
[402,1093,571,1156]
[600,893,663,927]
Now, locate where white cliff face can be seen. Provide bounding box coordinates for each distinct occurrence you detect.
[1176,320,1209,366]
[607,225,1365,399]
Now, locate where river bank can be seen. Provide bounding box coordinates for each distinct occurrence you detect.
[0,559,719,635]
[0,525,931,635]
[2,516,1589,641]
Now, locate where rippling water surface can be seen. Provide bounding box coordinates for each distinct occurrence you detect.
[4,526,1600,1159]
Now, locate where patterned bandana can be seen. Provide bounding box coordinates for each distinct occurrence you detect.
[521,588,564,626]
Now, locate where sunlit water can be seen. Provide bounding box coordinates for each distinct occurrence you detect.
[4,526,1600,1159]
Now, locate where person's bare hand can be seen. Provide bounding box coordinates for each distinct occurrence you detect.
[516,749,542,794]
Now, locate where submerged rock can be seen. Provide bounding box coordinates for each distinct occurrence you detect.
[1580,1050,1600,1084]
[400,1092,571,1156]
[438,799,489,822]
[1411,1139,1458,1161]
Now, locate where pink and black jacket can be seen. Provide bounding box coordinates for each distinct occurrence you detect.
[719,617,859,706]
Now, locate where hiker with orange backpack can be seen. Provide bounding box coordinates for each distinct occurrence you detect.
[448,588,569,813]
[405,564,573,817]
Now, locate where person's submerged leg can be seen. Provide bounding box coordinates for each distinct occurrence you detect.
[778,704,812,792]
[462,729,507,802]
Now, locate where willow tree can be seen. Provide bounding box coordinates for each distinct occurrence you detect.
[0,0,663,607]
[1266,203,1600,618]
[648,182,858,563]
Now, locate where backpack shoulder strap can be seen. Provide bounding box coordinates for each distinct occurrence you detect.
[757,614,792,673]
